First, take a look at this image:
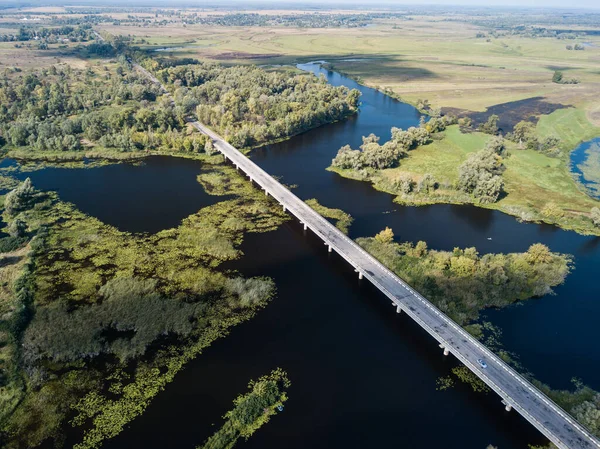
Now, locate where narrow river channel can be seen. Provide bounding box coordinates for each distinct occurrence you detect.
[18,63,600,449]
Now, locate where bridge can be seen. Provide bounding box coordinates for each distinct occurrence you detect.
[191,121,600,449]
[124,51,599,448]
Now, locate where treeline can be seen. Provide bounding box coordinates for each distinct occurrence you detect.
[331,113,455,171]
[505,120,562,157]
[359,230,571,325]
[185,12,409,28]
[0,25,95,43]
[153,61,360,148]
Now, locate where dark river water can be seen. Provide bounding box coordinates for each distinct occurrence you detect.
[15,64,600,449]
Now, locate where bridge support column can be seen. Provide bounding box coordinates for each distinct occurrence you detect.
[439,344,449,356]
[358,272,363,280]
[396,304,402,314]
[302,223,307,231]
[265,189,268,196]
[502,401,512,412]
[283,206,286,212]
[328,245,332,253]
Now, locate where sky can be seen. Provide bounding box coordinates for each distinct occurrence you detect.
[222,0,600,9]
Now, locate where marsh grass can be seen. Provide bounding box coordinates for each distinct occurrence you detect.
[0,159,289,449]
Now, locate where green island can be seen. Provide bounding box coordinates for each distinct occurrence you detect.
[199,369,290,449]
[357,227,571,326]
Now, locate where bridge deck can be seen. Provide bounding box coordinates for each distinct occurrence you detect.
[191,121,600,449]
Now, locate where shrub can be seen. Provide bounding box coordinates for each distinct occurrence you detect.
[591,207,600,227]
[374,227,394,244]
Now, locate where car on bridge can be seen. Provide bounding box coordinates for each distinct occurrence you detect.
[477,359,488,369]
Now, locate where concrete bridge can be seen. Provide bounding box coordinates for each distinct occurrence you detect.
[192,121,600,449]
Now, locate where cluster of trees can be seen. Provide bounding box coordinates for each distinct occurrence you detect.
[566,44,586,50]
[552,70,579,85]
[506,120,562,157]
[0,61,213,154]
[156,61,360,148]
[358,234,571,325]
[0,25,95,43]
[331,114,455,172]
[458,141,506,203]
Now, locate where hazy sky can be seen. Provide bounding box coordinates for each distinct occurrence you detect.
[229,0,600,9]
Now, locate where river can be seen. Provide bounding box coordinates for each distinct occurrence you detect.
[16,63,600,449]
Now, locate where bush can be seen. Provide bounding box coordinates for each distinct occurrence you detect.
[591,207,600,227]
[374,227,394,244]
[458,149,505,203]
[4,178,38,216]
[0,236,28,253]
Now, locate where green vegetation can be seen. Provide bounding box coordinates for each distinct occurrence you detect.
[305,199,353,234]
[357,232,571,325]
[0,160,289,449]
[148,60,360,149]
[331,121,600,235]
[199,369,290,449]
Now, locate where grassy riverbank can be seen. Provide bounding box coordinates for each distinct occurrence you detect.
[0,157,289,449]
[331,121,600,236]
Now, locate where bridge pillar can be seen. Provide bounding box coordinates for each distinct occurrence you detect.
[502,401,512,412]
[358,272,363,280]
[265,189,268,196]
[328,245,332,253]
[303,223,307,231]
[396,304,402,314]
[439,344,450,356]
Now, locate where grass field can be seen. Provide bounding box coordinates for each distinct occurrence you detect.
[99,18,600,121]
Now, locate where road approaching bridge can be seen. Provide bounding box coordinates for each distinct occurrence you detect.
[124,51,598,448]
[191,121,599,449]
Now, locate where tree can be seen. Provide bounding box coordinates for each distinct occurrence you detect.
[374,227,394,244]
[4,178,37,216]
[485,136,507,156]
[458,149,505,203]
[591,207,600,227]
[552,71,564,84]
[7,218,27,238]
[479,115,499,135]
[525,243,553,264]
[204,139,218,155]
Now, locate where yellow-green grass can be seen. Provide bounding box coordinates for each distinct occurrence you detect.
[537,108,600,151]
[101,20,600,117]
